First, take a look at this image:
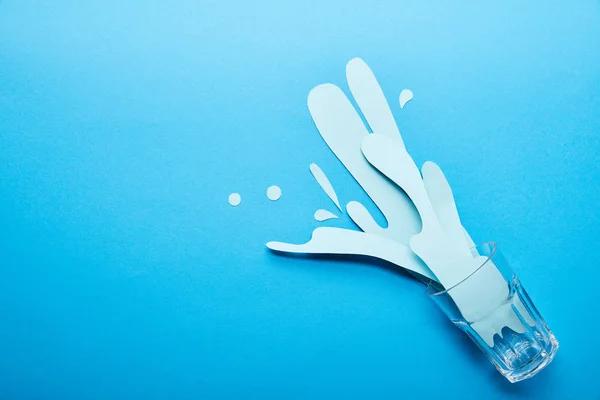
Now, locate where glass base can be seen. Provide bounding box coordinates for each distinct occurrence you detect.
[458,283,560,383]
[498,330,559,383]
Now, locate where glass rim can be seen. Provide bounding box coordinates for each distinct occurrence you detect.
[426,241,497,297]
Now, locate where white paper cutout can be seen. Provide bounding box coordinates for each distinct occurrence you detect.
[268,59,475,279]
[346,201,385,234]
[228,193,241,206]
[309,163,342,212]
[399,89,413,109]
[267,186,281,201]
[346,58,403,142]
[314,209,339,222]
[307,76,420,244]
[266,60,434,291]
[360,134,477,286]
[267,227,436,281]
[421,161,471,255]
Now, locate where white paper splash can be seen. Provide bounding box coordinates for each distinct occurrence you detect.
[314,209,339,222]
[309,163,342,212]
[267,58,534,346]
[228,193,241,206]
[267,185,281,201]
[399,89,413,109]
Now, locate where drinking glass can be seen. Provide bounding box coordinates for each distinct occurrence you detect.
[427,242,559,383]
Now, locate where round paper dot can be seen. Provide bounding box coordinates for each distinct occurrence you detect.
[228,192,241,206]
[266,185,281,201]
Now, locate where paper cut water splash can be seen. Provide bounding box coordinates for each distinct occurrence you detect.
[267,185,282,201]
[266,58,535,347]
[399,89,413,109]
[309,163,342,212]
[314,209,339,222]
[228,192,241,206]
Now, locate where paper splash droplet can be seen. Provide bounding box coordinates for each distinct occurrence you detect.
[228,192,241,206]
[267,185,281,201]
[314,209,339,222]
[399,89,413,109]
[309,163,342,211]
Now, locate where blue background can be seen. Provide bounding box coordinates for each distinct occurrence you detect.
[1,1,599,399]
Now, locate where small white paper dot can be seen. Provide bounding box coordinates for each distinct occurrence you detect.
[266,185,281,201]
[228,192,241,206]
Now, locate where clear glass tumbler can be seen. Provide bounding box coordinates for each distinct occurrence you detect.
[427,242,558,383]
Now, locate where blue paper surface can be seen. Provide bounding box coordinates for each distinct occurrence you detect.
[1,1,599,398]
